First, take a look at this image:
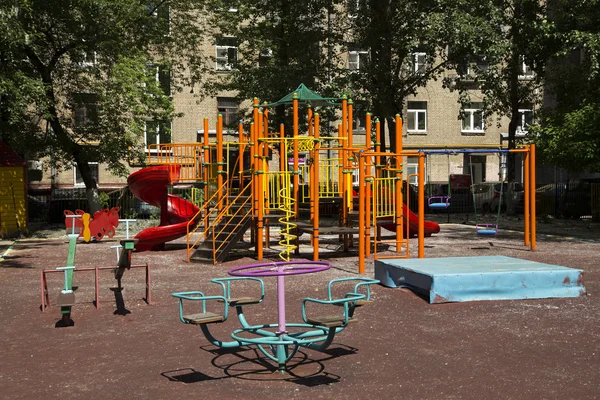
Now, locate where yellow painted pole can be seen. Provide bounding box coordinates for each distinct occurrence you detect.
[313,113,321,261]
[524,146,530,246]
[530,144,537,251]
[239,121,244,189]
[418,151,425,258]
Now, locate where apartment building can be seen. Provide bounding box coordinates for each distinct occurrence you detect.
[27,12,535,195]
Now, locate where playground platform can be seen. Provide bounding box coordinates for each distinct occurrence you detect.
[375,255,586,304]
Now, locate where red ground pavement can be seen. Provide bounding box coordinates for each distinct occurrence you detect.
[0,223,598,399]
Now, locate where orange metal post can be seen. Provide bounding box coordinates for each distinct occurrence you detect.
[293,94,299,221]
[217,114,224,212]
[338,124,343,196]
[308,105,314,229]
[418,152,425,258]
[375,118,381,240]
[256,111,264,260]
[365,113,372,257]
[395,114,404,250]
[203,117,210,232]
[279,124,285,172]
[313,113,321,261]
[524,147,530,246]
[530,144,537,250]
[359,151,365,274]
[307,105,313,137]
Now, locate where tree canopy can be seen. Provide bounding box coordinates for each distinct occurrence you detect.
[0,0,208,210]
[533,0,600,172]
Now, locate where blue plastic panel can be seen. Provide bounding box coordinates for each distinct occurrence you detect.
[375,256,586,303]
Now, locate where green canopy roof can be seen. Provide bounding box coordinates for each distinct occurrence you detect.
[265,83,339,107]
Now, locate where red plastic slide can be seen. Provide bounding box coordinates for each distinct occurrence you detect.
[128,165,199,251]
[380,205,440,238]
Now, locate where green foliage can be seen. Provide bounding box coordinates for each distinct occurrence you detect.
[0,0,209,209]
[534,0,600,172]
[534,103,600,172]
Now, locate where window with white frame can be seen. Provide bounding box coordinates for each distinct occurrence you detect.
[456,55,488,78]
[144,64,171,96]
[406,156,424,186]
[407,101,427,132]
[73,162,99,187]
[349,50,369,70]
[461,102,484,133]
[517,105,534,132]
[216,37,238,71]
[519,56,534,78]
[217,97,239,127]
[413,52,427,73]
[145,120,171,152]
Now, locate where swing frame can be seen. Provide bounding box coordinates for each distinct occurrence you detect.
[427,153,452,210]
[469,153,504,236]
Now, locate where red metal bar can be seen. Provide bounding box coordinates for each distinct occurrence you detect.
[40,264,150,310]
[95,267,99,309]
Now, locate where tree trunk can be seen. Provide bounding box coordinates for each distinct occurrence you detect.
[74,152,101,214]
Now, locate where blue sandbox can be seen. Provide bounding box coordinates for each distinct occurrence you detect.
[374,256,586,304]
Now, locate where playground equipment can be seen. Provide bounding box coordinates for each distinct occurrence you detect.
[427,153,452,210]
[375,255,585,303]
[41,219,151,316]
[64,207,120,242]
[136,84,440,266]
[127,165,199,251]
[173,260,379,372]
[132,83,537,273]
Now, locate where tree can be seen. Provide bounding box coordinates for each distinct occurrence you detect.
[0,0,208,212]
[203,0,346,130]
[441,0,555,183]
[343,0,459,154]
[533,0,600,172]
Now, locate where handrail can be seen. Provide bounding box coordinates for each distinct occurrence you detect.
[209,185,253,263]
[186,179,229,261]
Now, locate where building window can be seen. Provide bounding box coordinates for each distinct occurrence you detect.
[217,97,239,127]
[73,93,98,126]
[517,105,534,132]
[406,156,424,186]
[144,64,171,96]
[519,56,534,79]
[259,48,273,67]
[73,162,99,187]
[145,120,171,151]
[461,102,484,133]
[407,101,427,132]
[348,0,368,17]
[216,37,238,71]
[349,50,369,70]
[413,52,427,73]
